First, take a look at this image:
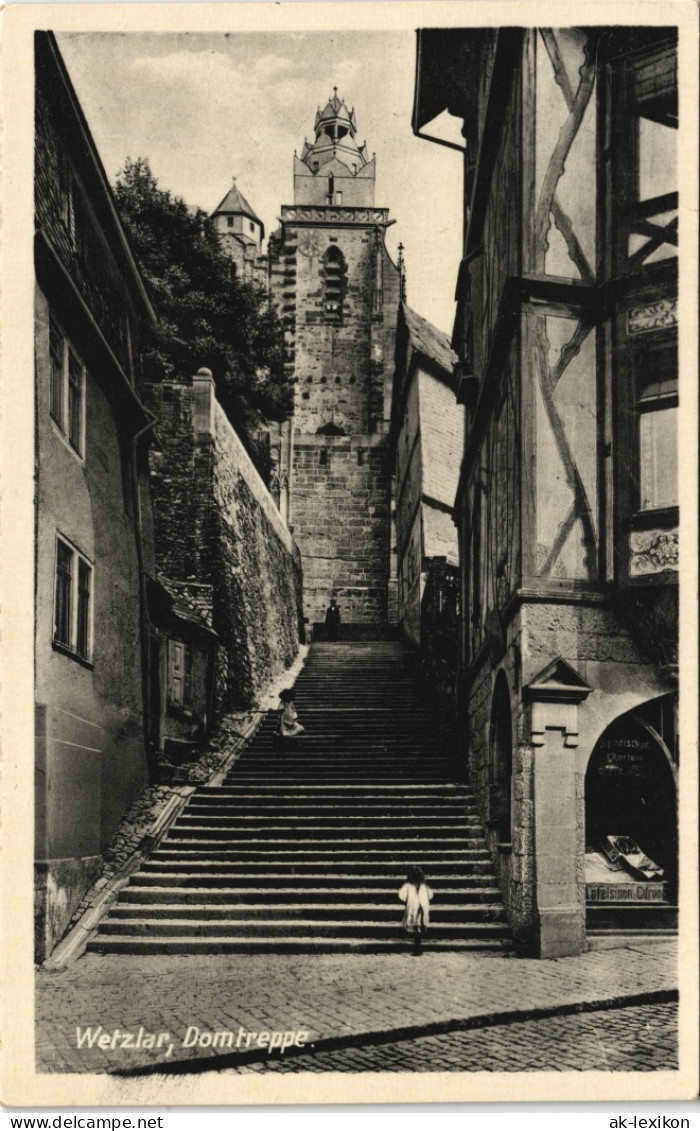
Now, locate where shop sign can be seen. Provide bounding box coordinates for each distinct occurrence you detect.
[594,735,654,778]
[586,882,666,902]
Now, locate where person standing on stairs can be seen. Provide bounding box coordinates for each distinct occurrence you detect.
[325,595,341,642]
[278,688,305,739]
[398,866,433,954]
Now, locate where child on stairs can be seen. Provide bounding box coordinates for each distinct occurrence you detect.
[278,688,304,739]
[398,866,433,955]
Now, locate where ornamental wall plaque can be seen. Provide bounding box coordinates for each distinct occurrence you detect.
[630,530,679,575]
[628,298,678,335]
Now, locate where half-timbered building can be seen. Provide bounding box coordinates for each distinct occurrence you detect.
[413,27,678,955]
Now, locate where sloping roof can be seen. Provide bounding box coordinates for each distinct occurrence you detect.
[159,577,216,634]
[212,183,263,229]
[315,92,356,130]
[403,303,457,377]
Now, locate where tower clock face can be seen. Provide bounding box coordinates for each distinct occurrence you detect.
[298,232,323,259]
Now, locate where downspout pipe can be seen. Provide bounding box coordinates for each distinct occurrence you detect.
[131,411,160,783]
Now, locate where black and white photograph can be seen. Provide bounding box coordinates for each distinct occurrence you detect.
[1,0,698,1108]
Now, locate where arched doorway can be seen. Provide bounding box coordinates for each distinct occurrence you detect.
[585,699,677,932]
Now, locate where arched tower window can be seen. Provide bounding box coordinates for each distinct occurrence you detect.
[322,246,347,324]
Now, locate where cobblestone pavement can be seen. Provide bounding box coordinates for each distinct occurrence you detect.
[35,942,677,1075]
[231,1003,678,1074]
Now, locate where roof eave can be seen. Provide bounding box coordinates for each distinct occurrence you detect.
[40,33,157,326]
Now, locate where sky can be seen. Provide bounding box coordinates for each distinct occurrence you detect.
[57,30,465,336]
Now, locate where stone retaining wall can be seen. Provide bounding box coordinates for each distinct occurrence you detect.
[147,372,303,712]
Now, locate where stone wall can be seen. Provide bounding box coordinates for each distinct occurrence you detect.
[291,432,390,625]
[147,373,303,712]
[269,215,400,627]
[464,596,674,956]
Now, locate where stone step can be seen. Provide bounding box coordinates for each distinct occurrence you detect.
[130,864,493,882]
[166,827,484,843]
[239,741,457,752]
[185,803,481,818]
[237,758,458,768]
[255,715,445,725]
[86,936,513,955]
[153,850,488,863]
[241,746,456,756]
[96,918,510,939]
[117,886,503,905]
[110,903,507,922]
[148,844,492,859]
[196,784,472,795]
[173,818,484,836]
[222,776,466,785]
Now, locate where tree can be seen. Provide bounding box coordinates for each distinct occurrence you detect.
[114,158,291,475]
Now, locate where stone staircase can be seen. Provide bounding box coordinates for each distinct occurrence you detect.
[89,642,513,954]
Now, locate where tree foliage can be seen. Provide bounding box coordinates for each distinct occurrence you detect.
[114,158,291,473]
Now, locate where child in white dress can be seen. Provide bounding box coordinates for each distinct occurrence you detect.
[398,866,433,954]
[278,688,304,738]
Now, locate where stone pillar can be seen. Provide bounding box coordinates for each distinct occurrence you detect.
[525,661,592,958]
[193,367,215,439]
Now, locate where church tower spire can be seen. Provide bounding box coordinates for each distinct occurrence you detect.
[269,91,401,628]
[294,89,375,207]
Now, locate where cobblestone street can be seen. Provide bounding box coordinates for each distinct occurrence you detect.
[35,941,677,1075]
[237,1002,678,1074]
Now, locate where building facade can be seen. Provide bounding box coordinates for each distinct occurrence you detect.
[34,32,161,959]
[413,27,678,955]
[269,91,401,630]
[391,303,461,647]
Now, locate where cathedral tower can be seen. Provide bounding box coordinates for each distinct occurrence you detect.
[269,91,401,629]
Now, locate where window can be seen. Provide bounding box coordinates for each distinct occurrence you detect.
[639,407,676,509]
[53,536,93,662]
[625,42,678,268]
[167,639,192,710]
[48,314,85,456]
[227,216,234,228]
[637,347,677,512]
[249,221,255,234]
[322,246,347,323]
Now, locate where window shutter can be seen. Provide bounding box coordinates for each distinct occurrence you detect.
[168,640,185,707]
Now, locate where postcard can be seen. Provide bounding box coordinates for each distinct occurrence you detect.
[1,0,698,1107]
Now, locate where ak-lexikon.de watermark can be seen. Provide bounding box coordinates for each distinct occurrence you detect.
[610,1120,690,1128]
